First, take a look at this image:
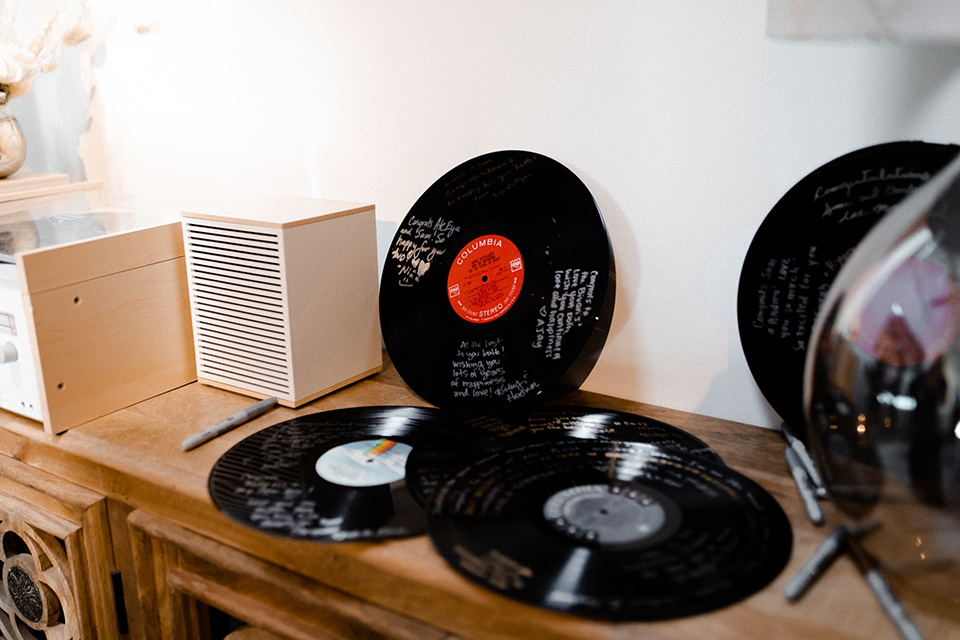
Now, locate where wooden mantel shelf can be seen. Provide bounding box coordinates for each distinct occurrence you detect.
[0,354,955,639]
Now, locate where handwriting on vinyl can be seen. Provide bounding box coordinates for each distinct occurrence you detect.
[443,154,538,207]
[391,155,537,287]
[749,166,932,352]
[813,167,930,223]
[449,338,540,402]
[752,246,847,352]
[391,216,461,286]
[447,267,599,401]
[468,413,662,438]
[217,423,414,540]
[533,268,599,360]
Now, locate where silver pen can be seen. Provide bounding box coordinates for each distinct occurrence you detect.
[847,537,926,640]
[181,397,278,451]
[785,446,824,526]
[784,519,882,603]
[784,524,849,601]
[781,422,827,498]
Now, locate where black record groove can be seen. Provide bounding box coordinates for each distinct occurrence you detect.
[427,439,792,621]
[738,141,959,436]
[208,406,456,541]
[380,150,615,412]
[407,405,722,505]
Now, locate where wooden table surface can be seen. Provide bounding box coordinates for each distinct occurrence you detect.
[0,356,957,640]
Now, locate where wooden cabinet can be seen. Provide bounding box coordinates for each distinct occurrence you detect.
[126,510,454,640]
[0,360,954,640]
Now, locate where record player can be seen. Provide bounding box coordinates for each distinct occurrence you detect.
[0,184,196,433]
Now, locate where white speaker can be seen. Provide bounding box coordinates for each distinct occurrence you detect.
[181,197,382,407]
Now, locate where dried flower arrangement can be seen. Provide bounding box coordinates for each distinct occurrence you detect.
[0,1,89,104]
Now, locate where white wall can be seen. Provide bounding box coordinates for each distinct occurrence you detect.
[13,0,960,429]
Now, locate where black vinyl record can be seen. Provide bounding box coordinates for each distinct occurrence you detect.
[737,141,959,435]
[380,150,615,412]
[208,406,457,541]
[427,439,792,620]
[407,405,722,505]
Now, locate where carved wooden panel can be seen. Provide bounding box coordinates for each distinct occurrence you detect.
[0,456,118,640]
[0,514,77,639]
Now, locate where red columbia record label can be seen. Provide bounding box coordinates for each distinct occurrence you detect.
[447,234,524,323]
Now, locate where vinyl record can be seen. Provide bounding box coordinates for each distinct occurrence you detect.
[407,405,722,505]
[380,150,615,412]
[208,406,457,541]
[428,438,792,620]
[738,141,958,436]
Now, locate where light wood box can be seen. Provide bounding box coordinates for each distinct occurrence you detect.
[17,219,197,434]
[181,197,383,407]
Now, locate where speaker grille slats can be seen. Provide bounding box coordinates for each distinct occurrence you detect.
[190,266,282,288]
[190,297,284,323]
[184,221,292,398]
[190,278,285,304]
[189,242,281,259]
[196,343,289,375]
[194,309,286,335]
[197,319,287,354]
[194,332,288,359]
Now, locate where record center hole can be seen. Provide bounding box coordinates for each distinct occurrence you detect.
[482,275,488,282]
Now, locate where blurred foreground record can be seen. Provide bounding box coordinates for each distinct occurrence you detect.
[428,439,792,620]
[407,405,723,505]
[208,406,456,541]
[380,150,615,412]
[737,141,958,436]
